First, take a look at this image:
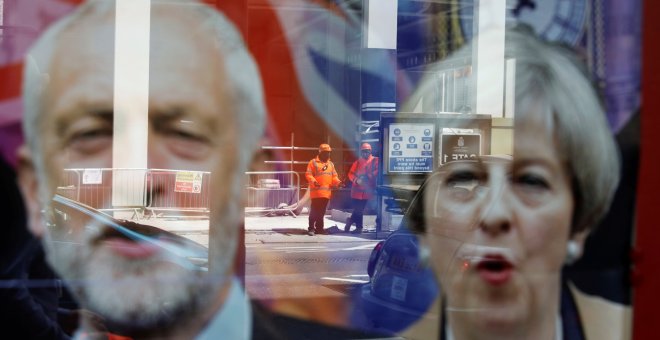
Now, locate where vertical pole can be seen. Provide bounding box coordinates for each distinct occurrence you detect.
[112,0,150,209]
[471,0,506,117]
[363,0,398,233]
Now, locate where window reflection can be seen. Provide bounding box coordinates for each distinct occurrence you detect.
[0,0,640,339]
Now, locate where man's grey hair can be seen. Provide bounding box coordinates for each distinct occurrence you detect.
[22,0,266,173]
[404,27,620,234]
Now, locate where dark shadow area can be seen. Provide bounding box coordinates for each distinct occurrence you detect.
[271,228,312,236]
[0,157,77,339]
[565,111,639,305]
[321,282,363,295]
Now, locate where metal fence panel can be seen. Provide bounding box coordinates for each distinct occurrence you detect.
[58,169,145,209]
[244,171,300,216]
[57,168,213,219]
[145,169,212,217]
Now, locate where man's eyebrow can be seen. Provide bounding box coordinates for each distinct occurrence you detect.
[150,108,219,134]
[56,109,113,136]
[150,107,187,123]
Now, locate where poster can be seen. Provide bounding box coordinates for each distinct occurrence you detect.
[174,171,203,193]
[440,133,481,164]
[388,123,434,173]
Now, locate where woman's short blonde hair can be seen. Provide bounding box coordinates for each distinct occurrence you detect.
[405,27,620,234]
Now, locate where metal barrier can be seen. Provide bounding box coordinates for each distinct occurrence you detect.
[57,169,301,219]
[57,168,212,219]
[145,169,211,218]
[244,171,300,217]
[58,168,147,214]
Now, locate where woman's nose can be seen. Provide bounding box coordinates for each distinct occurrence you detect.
[478,182,512,235]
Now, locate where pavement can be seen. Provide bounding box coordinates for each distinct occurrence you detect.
[244,213,384,244]
[130,210,390,245]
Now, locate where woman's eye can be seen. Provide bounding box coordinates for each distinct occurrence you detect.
[445,170,480,186]
[514,173,549,189]
[442,170,482,200]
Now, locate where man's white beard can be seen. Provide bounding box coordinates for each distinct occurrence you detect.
[43,208,239,332]
[47,234,221,331]
[83,248,213,328]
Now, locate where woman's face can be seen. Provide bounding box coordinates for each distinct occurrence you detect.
[423,121,580,333]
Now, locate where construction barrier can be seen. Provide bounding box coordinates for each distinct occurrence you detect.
[57,168,211,219]
[57,169,301,219]
[244,171,300,217]
[58,168,148,214]
[145,169,211,217]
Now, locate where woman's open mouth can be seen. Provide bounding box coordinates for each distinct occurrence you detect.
[476,255,514,286]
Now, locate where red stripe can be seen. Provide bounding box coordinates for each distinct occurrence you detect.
[633,0,660,338]
[0,62,23,102]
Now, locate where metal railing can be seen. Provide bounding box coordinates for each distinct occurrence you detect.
[244,171,300,217]
[57,168,211,219]
[145,169,212,218]
[57,168,303,220]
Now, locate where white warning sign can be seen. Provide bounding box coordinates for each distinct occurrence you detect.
[388,123,434,173]
[82,169,103,184]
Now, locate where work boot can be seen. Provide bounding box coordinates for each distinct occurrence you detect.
[344,217,353,233]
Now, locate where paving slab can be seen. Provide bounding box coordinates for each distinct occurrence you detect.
[126,213,389,244]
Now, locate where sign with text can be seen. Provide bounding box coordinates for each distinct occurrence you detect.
[82,169,103,184]
[440,134,481,164]
[389,123,434,173]
[174,171,203,193]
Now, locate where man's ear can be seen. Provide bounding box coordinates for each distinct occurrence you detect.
[17,145,45,238]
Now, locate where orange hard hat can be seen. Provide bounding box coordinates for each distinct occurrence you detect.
[319,143,332,152]
[360,143,372,151]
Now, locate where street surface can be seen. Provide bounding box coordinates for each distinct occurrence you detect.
[242,224,382,326]
[145,213,383,300]
[245,237,377,300]
[145,213,385,326]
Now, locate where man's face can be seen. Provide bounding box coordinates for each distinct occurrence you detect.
[25,9,243,330]
[360,149,371,159]
[319,151,330,162]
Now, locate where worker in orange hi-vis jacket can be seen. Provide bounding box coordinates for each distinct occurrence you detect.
[344,143,379,234]
[305,144,342,236]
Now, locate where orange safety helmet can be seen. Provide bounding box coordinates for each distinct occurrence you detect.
[360,143,372,151]
[319,143,332,152]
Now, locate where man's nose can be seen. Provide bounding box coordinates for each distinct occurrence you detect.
[477,180,512,235]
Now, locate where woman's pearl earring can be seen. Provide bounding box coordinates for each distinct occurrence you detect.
[418,245,431,267]
[565,240,581,265]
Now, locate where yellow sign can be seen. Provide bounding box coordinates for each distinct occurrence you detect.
[174,171,203,193]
